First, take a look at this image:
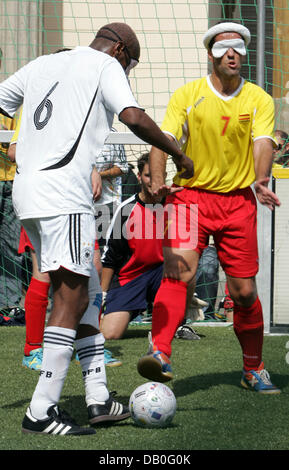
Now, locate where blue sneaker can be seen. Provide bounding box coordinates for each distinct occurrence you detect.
[137,332,173,383]
[22,348,43,370]
[104,349,122,367]
[241,362,281,394]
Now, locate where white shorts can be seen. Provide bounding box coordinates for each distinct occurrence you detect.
[22,213,96,277]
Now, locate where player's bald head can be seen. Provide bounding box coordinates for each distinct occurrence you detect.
[95,22,140,61]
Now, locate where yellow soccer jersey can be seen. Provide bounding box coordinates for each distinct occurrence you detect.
[161,76,276,192]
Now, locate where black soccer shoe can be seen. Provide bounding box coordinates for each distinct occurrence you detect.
[175,324,201,340]
[22,405,96,435]
[88,391,130,425]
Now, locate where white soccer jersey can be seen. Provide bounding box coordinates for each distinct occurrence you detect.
[0,47,141,219]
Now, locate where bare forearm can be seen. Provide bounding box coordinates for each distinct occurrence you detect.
[7,143,16,162]
[254,138,274,181]
[119,107,183,161]
[101,267,114,292]
[100,166,123,179]
[149,145,169,187]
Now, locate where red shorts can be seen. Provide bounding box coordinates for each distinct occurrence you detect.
[163,186,258,278]
[18,226,34,254]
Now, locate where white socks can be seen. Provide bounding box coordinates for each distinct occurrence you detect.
[28,327,109,420]
[29,326,76,420]
[75,332,109,406]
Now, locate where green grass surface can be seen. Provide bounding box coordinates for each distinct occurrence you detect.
[0,324,288,451]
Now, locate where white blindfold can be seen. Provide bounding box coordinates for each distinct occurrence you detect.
[211,39,247,58]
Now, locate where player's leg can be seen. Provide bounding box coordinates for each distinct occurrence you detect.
[137,188,204,382]
[22,214,96,435]
[28,267,89,413]
[22,267,96,435]
[75,267,130,424]
[101,310,131,340]
[22,248,50,370]
[216,187,280,394]
[102,268,159,340]
[137,246,200,382]
[226,275,280,394]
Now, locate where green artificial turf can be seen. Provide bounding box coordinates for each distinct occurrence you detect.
[0,324,288,451]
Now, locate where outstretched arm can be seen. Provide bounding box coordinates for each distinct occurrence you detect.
[119,107,194,176]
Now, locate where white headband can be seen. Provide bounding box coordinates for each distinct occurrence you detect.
[211,38,247,58]
[203,22,251,50]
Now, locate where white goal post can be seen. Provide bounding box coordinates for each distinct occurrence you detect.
[0,130,147,145]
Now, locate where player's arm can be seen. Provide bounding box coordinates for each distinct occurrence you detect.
[100,61,193,186]
[91,166,102,202]
[7,142,16,162]
[119,107,193,172]
[149,144,168,194]
[0,63,29,117]
[99,166,123,179]
[119,107,193,201]
[100,267,114,292]
[253,138,281,210]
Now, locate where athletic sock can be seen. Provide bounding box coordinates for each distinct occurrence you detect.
[151,277,187,357]
[233,296,264,372]
[75,333,109,406]
[29,326,76,420]
[24,277,50,356]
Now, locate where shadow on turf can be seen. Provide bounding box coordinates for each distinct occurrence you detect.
[172,371,289,398]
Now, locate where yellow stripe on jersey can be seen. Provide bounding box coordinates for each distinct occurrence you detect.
[161,76,276,193]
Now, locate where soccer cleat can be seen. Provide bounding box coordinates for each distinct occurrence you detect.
[87,391,130,425]
[175,324,201,340]
[22,405,96,435]
[137,332,173,383]
[104,349,122,367]
[241,362,281,394]
[22,348,43,370]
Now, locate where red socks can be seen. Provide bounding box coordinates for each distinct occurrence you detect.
[24,277,50,356]
[233,296,264,371]
[151,278,187,357]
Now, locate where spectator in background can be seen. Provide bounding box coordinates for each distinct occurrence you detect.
[195,244,219,320]
[100,153,163,340]
[121,162,140,201]
[272,129,289,167]
[94,129,128,254]
[0,47,23,318]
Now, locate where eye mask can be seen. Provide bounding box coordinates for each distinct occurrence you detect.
[211,39,247,58]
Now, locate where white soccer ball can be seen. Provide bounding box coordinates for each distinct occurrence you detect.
[129,382,176,428]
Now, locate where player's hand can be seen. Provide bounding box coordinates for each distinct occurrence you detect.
[150,181,184,201]
[172,153,194,179]
[92,167,102,202]
[254,177,281,210]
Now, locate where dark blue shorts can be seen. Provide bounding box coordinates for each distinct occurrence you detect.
[104,264,163,318]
